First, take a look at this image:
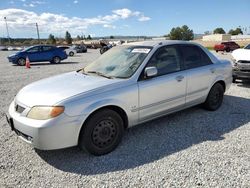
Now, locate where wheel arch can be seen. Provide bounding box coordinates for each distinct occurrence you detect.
[77,105,129,143]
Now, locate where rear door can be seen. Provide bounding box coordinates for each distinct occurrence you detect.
[40,46,54,61]
[179,45,215,106]
[138,45,187,122]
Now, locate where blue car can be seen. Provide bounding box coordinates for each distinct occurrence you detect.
[7,45,68,66]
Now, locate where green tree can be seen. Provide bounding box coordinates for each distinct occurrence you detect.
[65,31,72,44]
[169,25,194,40]
[76,35,81,40]
[228,28,243,35]
[48,34,56,44]
[110,35,114,39]
[213,28,226,34]
[87,34,92,40]
[204,31,210,35]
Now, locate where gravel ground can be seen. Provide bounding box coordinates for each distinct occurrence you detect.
[0,49,249,187]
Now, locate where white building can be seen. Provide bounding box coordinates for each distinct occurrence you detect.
[202,34,231,41]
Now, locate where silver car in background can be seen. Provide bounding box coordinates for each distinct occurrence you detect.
[6,40,232,155]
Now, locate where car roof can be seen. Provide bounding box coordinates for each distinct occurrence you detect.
[123,40,199,47]
[27,45,55,48]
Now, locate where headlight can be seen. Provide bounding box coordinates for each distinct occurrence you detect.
[27,106,64,120]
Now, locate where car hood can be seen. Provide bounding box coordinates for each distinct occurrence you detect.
[8,51,22,57]
[232,49,250,61]
[16,71,123,107]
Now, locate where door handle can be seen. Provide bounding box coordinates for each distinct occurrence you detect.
[176,75,184,82]
[210,68,216,73]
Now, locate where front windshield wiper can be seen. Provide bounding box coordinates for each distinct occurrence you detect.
[86,71,114,79]
[76,68,88,75]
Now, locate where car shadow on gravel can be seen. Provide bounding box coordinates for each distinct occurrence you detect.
[235,80,250,88]
[36,95,250,175]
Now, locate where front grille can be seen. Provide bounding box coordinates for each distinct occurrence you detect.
[15,104,25,113]
[240,70,250,72]
[238,60,250,64]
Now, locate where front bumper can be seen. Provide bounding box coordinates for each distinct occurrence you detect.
[7,101,84,150]
[7,56,19,64]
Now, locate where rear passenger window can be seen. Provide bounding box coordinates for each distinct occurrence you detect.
[147,46,181,76]
[181,45,212,69]
[43,46,53,51]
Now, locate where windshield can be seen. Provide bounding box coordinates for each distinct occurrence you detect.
[84,45,152,78]
[244,44,250,49]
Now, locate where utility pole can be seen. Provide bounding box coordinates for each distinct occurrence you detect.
[36,23,40,44]
[4,17,11,45]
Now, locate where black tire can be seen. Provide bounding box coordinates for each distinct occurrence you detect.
[17,58,26,66]
[232,77,236,83]
[203,83,224,111]
[69,51,74,56]
[216,50,218,53]
[100,48,104,54]
[79,109,124,156]
[51,56,61,64]
[225,48,230,52]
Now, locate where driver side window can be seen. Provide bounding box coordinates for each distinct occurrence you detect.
[27,46,40,53]
[147,46,181,76]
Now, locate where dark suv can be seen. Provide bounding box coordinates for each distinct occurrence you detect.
[214,42,240,52]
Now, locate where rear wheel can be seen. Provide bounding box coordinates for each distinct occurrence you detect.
[232,77,236,83]
[17,58,26,66]
[51,56,61,64]
[203,83,224,111]
[79,109,124,156]
[225,48,230,52]
[69,51,74,56]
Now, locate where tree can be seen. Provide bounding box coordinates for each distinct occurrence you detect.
[110,35,114,39]
[65,31,72,44]
[213,28,226,34]
[228,28,243,35]
[86,34,92,40]
[204,31,210,35]
[76,35,81,41]
[169,25,194,40]
[48,34,56,44]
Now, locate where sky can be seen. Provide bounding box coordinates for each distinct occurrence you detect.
[0,0,249,38]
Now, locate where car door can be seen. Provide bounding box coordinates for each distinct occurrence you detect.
[179,45,215,106]
[26,46,41,62]
[40,46,54,61]
[138,45,187,122]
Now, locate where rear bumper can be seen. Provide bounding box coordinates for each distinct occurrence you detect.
[7,101,84,150]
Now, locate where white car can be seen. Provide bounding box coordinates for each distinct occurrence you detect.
[58,46,77,56]
[232,44,250,82]
[232,44,250,62]
[6,41,232,155]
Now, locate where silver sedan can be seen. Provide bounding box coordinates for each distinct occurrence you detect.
[6,40,232,155]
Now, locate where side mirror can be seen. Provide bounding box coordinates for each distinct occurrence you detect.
[144,66,158,78]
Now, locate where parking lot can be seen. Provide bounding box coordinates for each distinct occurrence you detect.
[0,49,249,187]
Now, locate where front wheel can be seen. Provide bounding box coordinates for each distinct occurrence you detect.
[79,109,124,156]
[17,58,26,66]
[51,56,61,64]
[69,51,74,56]
[232,77,236,83]
[203,83,224,111]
